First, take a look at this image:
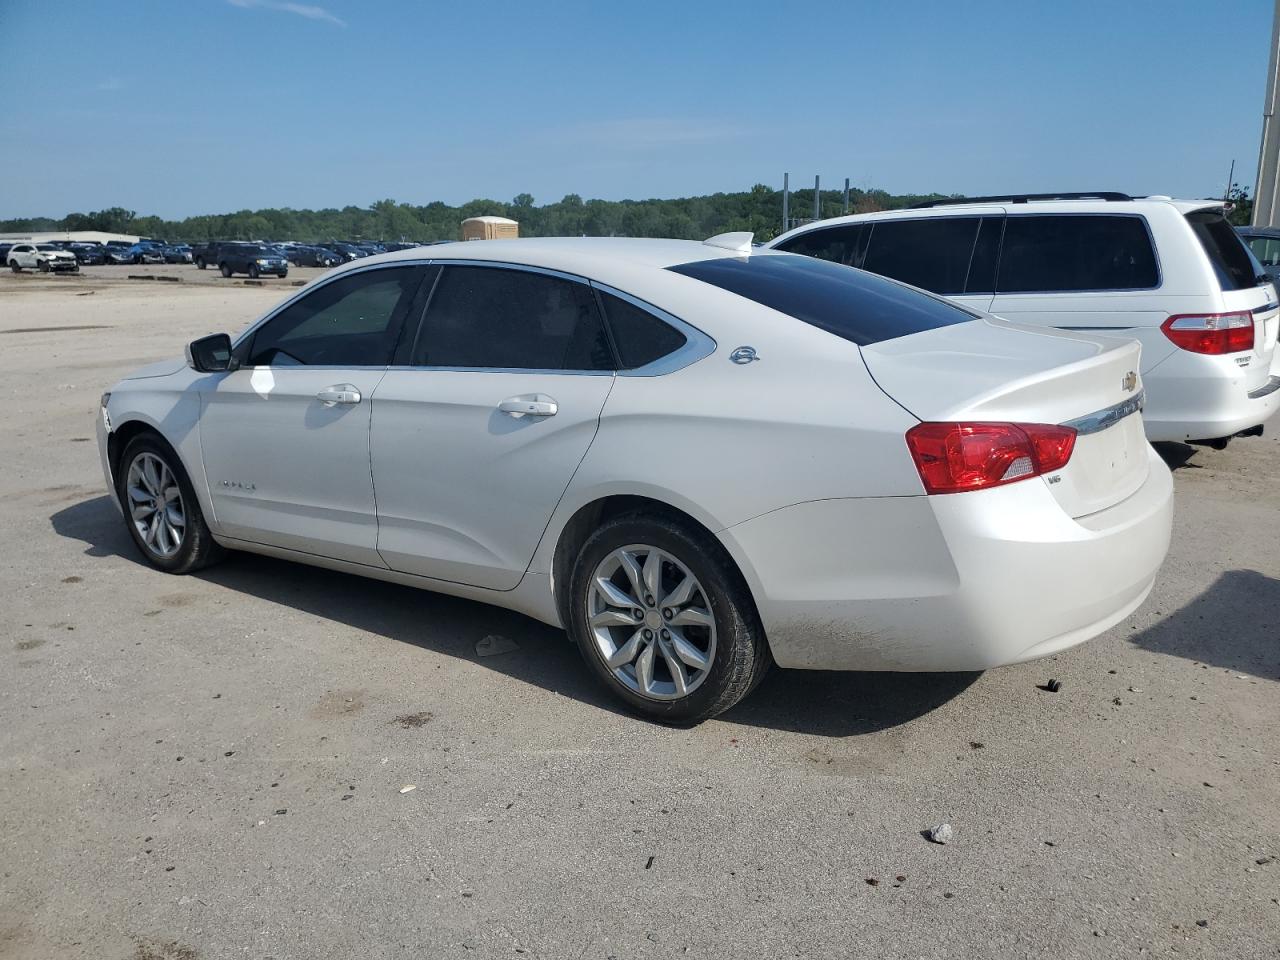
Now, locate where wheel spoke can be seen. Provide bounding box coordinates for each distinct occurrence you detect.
[131,502,154,522]
[166,504,185,528]
[594,576,635,610]
[671,607,713,629]
[145,512,162,547]
[659,641,689,696]
[669,630,710,672]
[127,484,151,504]
[163,518,181,552]
[617,549,645,600]
[607,629,645,668]
[642,549,663,601]
[591,608,640,629]
[143,458,163,496]
[634,638,656,692]
[661,575,695,610]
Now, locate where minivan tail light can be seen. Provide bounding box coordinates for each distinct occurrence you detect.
[1161,311,1253,354]
[905,422,1077,495]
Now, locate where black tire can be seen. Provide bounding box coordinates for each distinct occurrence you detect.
[248,264,260,279]
[567,514,771,724]
[72,264,80,274]
[219,263,232,278]
[38,260,50,273]
[10,260,21,273]
[277,270,288,279]
[196,257,206,269]
[116,433,224,574]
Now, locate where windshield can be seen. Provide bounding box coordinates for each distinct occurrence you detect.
[667,253,975,346]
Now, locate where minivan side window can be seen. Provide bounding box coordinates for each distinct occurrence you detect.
[247,265,425,367]
[412,266,614,371]
[773,224,868,267]
[997,215,1159,293]
[861,217,981,295]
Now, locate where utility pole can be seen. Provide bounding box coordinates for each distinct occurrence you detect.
[843,178,850,215]
[1225,158,1236,203]
[1254,0,1280,225]
[782,172,790,233]
[813,175,820,221]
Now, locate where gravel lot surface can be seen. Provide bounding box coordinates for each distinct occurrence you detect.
[1,267,1277,960]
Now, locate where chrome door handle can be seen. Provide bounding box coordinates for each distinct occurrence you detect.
[498,394,558,418]
[317,384,361,406]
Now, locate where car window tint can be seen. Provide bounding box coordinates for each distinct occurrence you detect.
[1186,212,1262,290]
[966,216,1004,294]
[773,224,867,266]
[997,215,1159,293]
[413,266,614,370]
[861,217,981,295]
[248,265,424,367]
[596,291,687,369]
[668,253,974,347]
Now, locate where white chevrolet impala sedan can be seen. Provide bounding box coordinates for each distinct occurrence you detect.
[97,235,1174,722]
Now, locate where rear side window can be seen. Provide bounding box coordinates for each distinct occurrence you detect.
[1186,212,1262,290]
[596,291,687,368]
[413,266,614,370]
[772,224,867,266]
[862,217,980,295]
[667,254,974,347]
[997,215,1159,293]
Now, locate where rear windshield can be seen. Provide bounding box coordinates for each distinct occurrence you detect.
[667,253,974,346]
[1186,211,1263,291]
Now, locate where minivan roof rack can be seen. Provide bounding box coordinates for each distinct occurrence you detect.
[910,192,1133,209]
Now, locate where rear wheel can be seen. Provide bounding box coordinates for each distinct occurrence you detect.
[116,434,224,574]
[568,515,771,724]
[196,257,206,269]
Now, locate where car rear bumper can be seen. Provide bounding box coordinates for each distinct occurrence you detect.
[720,445,1173,672]
[1142,348,1280,441]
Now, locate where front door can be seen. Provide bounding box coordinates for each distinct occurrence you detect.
[371,263,616,590]
[199,263,428,566]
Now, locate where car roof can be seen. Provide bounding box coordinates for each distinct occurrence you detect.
[768,196,1228,246]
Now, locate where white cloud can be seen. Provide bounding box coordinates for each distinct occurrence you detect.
[227,0,346,27]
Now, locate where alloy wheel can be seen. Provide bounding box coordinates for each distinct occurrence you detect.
[586,544,717,701]
[125,452,186,558]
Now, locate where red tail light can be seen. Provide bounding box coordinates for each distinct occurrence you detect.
[905,422,1077,495]
[1161,312,1253,354]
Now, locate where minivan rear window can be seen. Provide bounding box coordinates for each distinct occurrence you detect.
[1185,211,1262,291]
[667,253,974,346]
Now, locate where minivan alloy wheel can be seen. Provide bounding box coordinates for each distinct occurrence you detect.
[126,451,186,558]
[587,544,717,700]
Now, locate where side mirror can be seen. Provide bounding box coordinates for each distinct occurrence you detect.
[186,333,237,373]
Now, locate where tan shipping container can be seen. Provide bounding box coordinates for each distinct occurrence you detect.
[461,216,519,241]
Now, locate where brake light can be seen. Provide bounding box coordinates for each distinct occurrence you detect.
[1161,312,1253,354]
[905,422,1077,495]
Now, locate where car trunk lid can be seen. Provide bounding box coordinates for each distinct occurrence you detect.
[862,317,1149,518]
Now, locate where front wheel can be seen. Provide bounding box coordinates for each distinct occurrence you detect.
[219,263,232,278]
[196,257,206,269]
[38,260,50,273]
[568,515,771,724]
[248,264,260,279]
[116,434,224,574]
[277,270,288,279]
[10,260,21,273]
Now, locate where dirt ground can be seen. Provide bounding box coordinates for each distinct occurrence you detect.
[0,267,1277,960]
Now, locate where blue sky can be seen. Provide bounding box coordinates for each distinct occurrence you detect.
[0,0,1273,218]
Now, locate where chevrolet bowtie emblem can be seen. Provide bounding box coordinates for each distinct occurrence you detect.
[1122,371,1138,392]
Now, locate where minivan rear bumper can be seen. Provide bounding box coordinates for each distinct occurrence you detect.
[1141,347,1280,441]
[720,445,1173,672]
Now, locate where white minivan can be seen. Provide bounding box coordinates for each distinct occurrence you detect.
[767,194,1280,444]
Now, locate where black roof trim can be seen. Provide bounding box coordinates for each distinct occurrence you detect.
[910,192,1134,209]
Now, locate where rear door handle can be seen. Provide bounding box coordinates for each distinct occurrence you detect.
[498,394,558,418]
[317,383,361,406]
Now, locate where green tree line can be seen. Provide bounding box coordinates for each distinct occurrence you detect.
[0,185,944,243]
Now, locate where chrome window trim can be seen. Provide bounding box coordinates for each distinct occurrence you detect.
[1061,390,1146,436]
[589,281,717,377]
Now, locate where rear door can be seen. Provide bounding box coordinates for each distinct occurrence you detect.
[370,263,615,590]
[1184,211,1279,387]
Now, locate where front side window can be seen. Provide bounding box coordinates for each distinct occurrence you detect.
[862,217,981,295]
[411,266,614,371]
[247,265,425,367]
[997,215,1159,293]
[668,253,974,347]
[596,291,687,369]
[772,224,867,267]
